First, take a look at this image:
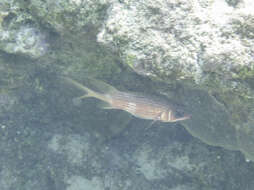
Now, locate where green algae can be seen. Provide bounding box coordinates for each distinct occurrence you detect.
[177,69,254,161]
[27,0,108,34]
[125,54,137,69]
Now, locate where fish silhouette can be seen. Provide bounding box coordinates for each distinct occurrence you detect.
[63,77,190,122]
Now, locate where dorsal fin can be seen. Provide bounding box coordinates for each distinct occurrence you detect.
[61,76,118,95]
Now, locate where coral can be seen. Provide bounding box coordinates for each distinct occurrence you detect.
[0,27,48,58]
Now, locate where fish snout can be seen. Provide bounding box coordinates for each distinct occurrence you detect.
[171,114,191,122]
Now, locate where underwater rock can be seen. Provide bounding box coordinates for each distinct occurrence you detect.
[66,176,104,190]
[29,0,110,34]
[0,26,48,58]
[0,166,17,190]
[48,134,97,167]
[97,0,254,161]
[0,93,17,114]
[97,0,254,84]
[0,0,49,58]
[105,122,254,189]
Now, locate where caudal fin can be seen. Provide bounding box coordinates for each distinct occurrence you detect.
[62,77,94,95]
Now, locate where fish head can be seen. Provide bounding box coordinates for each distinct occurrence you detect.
[160,108,190,122]
[170,112,191,122]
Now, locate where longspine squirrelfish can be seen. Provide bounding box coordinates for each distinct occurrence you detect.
[64,77,190,122]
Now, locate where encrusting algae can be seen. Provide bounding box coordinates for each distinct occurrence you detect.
[63,77,190,122]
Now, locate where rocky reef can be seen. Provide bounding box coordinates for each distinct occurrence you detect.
[97,0,254,161]
[1,0,254,190]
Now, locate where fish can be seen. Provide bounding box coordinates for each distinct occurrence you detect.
[63,77,190,122]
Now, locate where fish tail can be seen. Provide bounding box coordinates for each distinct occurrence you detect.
[62,77,108,102]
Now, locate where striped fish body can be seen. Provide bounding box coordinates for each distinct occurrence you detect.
[64,77,190,122]
[107,91,189,122]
